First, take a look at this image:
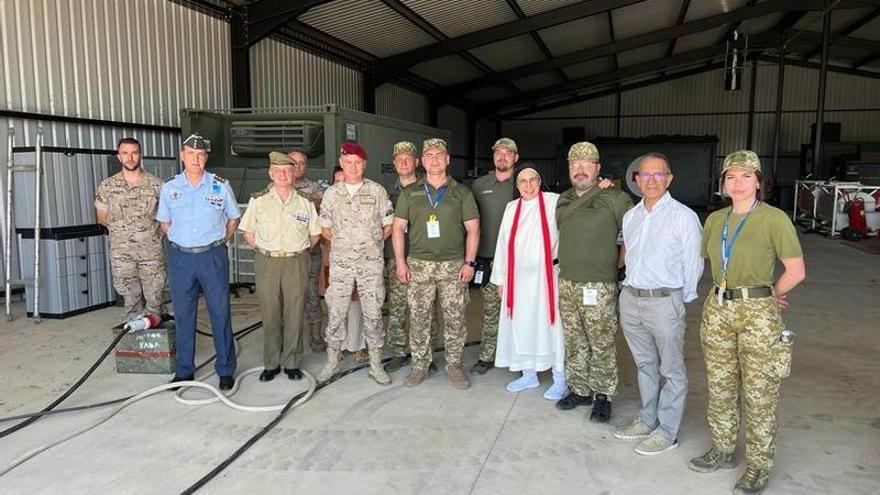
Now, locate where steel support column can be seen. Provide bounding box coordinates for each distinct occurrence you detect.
[813,2,833,177]
[771,34,787,185]
[746,58,759,149]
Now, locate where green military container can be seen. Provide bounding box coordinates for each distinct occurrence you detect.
[113,322,177,374]
[179,104,453,202]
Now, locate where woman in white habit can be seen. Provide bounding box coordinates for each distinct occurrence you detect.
[490,166,566,400]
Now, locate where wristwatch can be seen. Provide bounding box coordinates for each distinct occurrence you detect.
[464,260,476,267]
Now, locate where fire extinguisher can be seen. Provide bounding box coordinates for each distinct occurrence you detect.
[846,196,868,240]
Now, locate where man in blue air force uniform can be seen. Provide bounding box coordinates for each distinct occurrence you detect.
[157,134,241,390]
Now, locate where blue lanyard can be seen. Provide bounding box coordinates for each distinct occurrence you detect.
[424,182,448,211]
[720,200,759,276]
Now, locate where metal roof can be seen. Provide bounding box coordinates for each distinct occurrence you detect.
[537,13,613,56]
[298,0,437,57]
[196,0,880,116]
[468,35,547,72]
[401,0,519,38]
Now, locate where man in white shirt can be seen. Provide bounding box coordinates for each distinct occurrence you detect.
[614,152,703,456]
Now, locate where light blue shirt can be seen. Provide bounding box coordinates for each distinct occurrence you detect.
[156,171,241,248]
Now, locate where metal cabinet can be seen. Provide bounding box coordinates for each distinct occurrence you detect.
[17,225,114,318]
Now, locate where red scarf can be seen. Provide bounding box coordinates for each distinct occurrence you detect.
[505,191,556,324]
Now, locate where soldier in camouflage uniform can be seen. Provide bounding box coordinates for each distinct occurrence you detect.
[555,142,633,423]
[469,138,517,376]
[383,142,422,371]
[95,137,166,321]
[392,138,480,390]
[288,149,326,353]
[688,151,805,495]
[317,142,395,385]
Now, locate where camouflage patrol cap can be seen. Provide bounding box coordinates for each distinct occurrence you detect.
[268,151,294,165]
[567,141,599,161]
[422,138,448,154]
[393,141,417,157]
[182,134,211,152]
[492,137,518,153]
[722,150,761,173]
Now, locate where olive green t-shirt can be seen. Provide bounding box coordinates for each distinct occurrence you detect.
[702,202,803,287]
[556,186,633,282]
[471,172,515,258]
[394,177,480,261]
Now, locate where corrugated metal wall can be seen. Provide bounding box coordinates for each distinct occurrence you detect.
[250,38,363,110]
[376,84,428,124]
[0,0,234,285]
[503,64,880,181]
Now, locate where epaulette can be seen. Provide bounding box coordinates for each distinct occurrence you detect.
[295,189,310,199]
[251,185,271,199]
[164,176,175,183]
[212,175,228,184]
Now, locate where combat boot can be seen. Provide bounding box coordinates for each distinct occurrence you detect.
[447,364,471,390]
[384,355,410,372]
[368,348,391,386]
[734,466,770,494]
[309,320,326,353]
[688,446,737,473]
[317,346,341,382]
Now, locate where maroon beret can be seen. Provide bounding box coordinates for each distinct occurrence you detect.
[340,141,368,161]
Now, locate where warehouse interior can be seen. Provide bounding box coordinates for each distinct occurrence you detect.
[1,0,879,493]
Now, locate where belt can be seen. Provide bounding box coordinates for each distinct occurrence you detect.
[713,285,773,300]
[171,239,226,254]
[625,286,680,298]
[255,247,306,258]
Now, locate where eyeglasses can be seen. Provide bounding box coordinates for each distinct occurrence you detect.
[636,172,670,181]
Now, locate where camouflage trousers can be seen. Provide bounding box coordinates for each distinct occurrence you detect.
[700,292,791,470]
[325,260,385,350]
[384,258,409,356]
[304,249,322,324]
[407,258,469,372]
[109,250,166,320]
[559,279,619,397]
[478,282,501,362]
[384,258,443,358]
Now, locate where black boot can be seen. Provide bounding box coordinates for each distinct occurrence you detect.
[259,367,280,382]
[590,394,612,423]
[555,391,592,411]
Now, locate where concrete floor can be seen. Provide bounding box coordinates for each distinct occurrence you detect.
[0,233,878,494]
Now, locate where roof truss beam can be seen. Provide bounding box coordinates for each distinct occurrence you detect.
[802,6,880,60]
[375,0,645,77]
[438,0,822,100]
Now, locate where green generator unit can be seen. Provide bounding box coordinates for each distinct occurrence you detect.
[180,104,452,202]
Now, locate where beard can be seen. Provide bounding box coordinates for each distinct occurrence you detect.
[121,161,141,172]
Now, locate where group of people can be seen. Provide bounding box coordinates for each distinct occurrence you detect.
[95,132,804,495]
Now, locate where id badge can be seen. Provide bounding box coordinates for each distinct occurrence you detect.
[582,287,598,306]
[474,269,484,284]
[426,214,440,239]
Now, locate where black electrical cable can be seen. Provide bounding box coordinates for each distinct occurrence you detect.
[178,340,484,494]
[0,330,129,438]
[0,322,263,427]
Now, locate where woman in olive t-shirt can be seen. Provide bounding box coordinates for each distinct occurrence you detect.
[688,150,806,495]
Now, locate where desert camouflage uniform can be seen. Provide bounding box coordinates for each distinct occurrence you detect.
[558,279,619,396]
[295,178,324,325]
[319,179,393,349]
[95,172,166,319]
[407,259,469,372]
